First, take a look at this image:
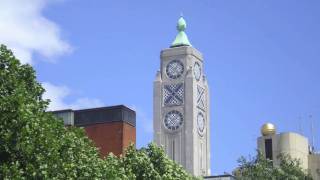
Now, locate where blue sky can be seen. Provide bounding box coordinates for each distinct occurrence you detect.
[1,0,320,175]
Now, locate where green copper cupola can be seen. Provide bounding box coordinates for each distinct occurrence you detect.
[171,16,192,48]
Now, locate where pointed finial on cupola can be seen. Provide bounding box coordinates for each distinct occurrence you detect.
[171,15,192,48]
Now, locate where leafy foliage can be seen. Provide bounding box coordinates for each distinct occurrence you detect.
[234,151,313,180]
[120,143,198,180]
[0,44,197,179]
[0,44,106,179]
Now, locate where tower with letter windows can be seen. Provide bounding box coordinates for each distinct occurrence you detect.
[153,16,210,176]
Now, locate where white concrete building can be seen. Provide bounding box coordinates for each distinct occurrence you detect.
[258,123,320,180]
[153,17,210,176]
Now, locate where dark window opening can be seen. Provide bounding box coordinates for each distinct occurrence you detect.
[172,140,175,161]
[265,139,273,160]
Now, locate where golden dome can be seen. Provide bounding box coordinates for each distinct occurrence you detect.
[261,123,276,136]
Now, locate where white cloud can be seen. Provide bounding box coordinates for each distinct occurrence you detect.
[42,82,104,111]
[0,0,72,64]
[0,1,100,110]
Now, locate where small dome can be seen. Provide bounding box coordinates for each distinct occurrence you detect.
[261,123,276,136]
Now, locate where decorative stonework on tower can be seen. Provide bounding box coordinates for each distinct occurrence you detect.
[153,17,210,176]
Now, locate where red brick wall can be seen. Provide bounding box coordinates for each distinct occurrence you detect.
[122,122,136,153]
[83,122,136,157]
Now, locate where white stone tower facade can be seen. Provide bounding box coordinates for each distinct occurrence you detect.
[153,17,210,176]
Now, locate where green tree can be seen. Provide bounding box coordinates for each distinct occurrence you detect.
[0,44,106,179]
[234,152,313,180]
[121,143,199,180]
[0,44,197,179]
[101,143,199,180]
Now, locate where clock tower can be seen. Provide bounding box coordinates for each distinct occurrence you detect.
[153,17,210,176]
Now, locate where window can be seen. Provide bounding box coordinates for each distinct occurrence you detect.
[265,139,273,160]
[172,140,175,160]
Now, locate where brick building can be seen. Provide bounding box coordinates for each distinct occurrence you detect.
[52,105,136,157]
